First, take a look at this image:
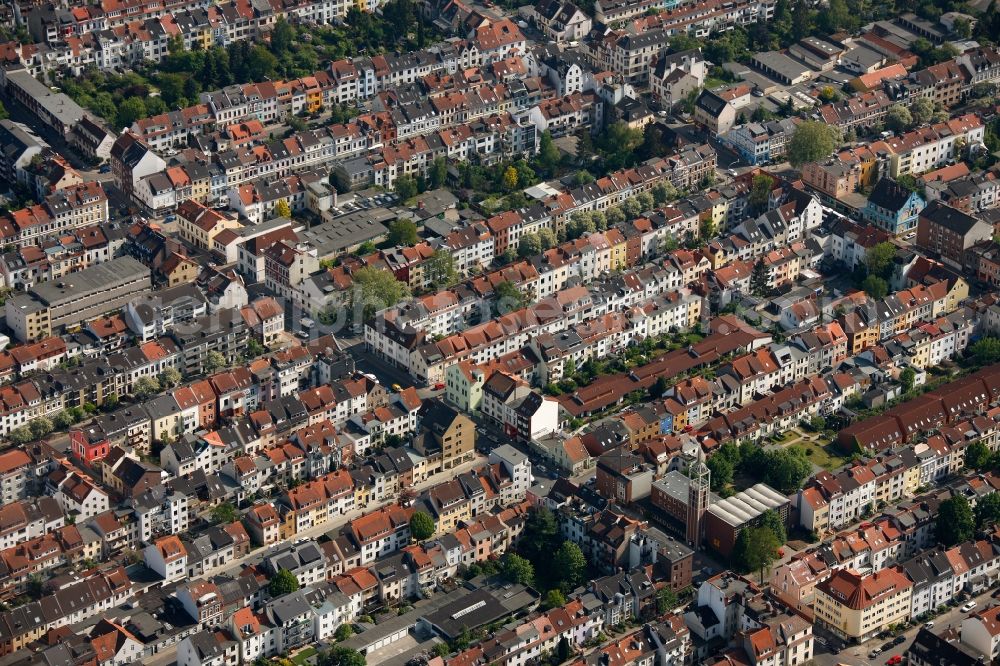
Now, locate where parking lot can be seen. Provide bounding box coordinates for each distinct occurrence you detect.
[327,190,398,218]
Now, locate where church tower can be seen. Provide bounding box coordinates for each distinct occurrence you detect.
[687,448,710,548]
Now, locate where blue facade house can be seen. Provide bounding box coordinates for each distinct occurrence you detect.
[862,177,926,235]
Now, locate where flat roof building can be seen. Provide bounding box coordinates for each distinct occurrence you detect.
[6,256,151,341]
[703,483,790,557]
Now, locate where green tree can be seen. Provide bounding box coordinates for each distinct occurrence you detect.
[424,250,458,289]
[352,266,411,320]
[965,440,993,471]
[537,227,557,250]
[211,502,238,524]
[761,509,787,545]
[649,376,669,400]
[900,367,916,394]
[275,198,292,219]
[699,216,716,240]
[764,448,812,494]
[518,232,542,258]
[8,425,32,445]
[885,104,913,132]
[246,338,265,357]
[429,157,448,189]
[732,526,780,581]
[553,542,587,592]
[787,121,841,167]
[954,16,972,38]
[605,206,626,227]
[30,417,53,440]
[388,220,419,247]
[621,197,643,220]
[861,275,888,300]
[502,553,535,586]
[318,646,366,666]
[159,368,182,388]
[865,241,897,280]
[394,174,419,201]
[26,574,46,600]
[409,510,435,541]
[54,411,76,429]
[568,211,596,240]
[655,587,678,614]
[334,623,354,641]
[975,492,1000,528]
[204,351,227,373]
[268,569,300,597]
[536,130,562,176]
[271,18,294,54]
[521,507,559,562]
[595,122,644,170]
[749,174,774,213]
[652,181,678,205]
[557,636,571,663]
[543,588,566,609]
[910,96,935,126]
[133,376,161,400]
[102,392,119,409]
[936,495,974,547]
[495,281,528,314]
[971,337,1000,366]
[591,210,607,231]
[246,45,278,80]
[707,455,734,491]
[820,0,852,32]
[116,96,147,129]
[750,260,769,297]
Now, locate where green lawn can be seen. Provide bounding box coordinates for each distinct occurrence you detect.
[788,440,850,471]
[292,647,317,665]
[770,430,798,444]
[704,77,728,91]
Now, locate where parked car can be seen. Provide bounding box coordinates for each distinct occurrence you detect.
[98,164,111,174]
[868,648,881,659]
[880,642,894,652]
[923,621,934,629]
[391,383,403,392]
[891,636,906,647]
[886,655,903,665]
[962,601,978,612]
[433,382,445,390]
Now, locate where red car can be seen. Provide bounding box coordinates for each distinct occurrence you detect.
[886,655,902,665]
[433,383,445,390]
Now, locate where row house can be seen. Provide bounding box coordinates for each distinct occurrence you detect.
[275,468,355,538]
[0,567,132,655]
[0,182,109,249]
[871,113,985,179]
[620,0,776,39]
